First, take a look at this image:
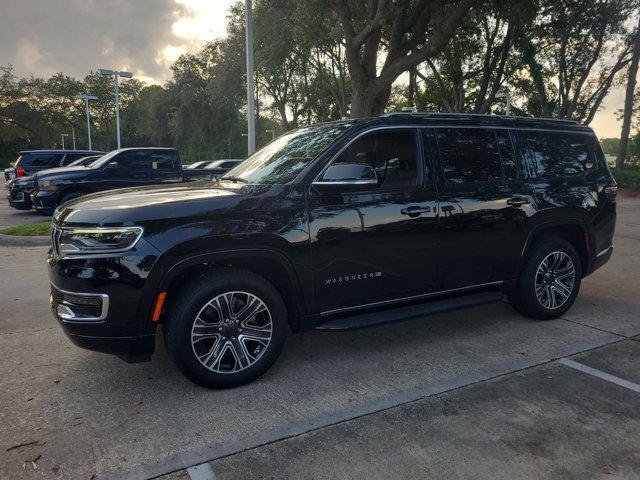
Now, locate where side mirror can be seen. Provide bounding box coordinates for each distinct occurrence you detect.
[314,163,378,189]
[107,161,118,170]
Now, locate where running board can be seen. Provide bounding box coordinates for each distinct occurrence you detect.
[315,291,503,331]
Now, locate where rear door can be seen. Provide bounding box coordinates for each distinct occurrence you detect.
[309,127,440,314]
[102,150,152,190]
[429,127,531,290]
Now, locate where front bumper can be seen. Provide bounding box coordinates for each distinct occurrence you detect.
[7,187,34,209]
[32,190,59,213]
[47,237,163,362]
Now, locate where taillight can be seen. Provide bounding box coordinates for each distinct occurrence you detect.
[16,167,25,177]
[604,186,618,203]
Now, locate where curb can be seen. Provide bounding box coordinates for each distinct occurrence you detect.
[0,233,49,247]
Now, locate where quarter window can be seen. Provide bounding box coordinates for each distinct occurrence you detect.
[523,131,595,179]
[330,129,419,189]
[435,128,509,184]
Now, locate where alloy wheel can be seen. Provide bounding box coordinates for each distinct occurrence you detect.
[534,251,576,310]
[190,291,273,374]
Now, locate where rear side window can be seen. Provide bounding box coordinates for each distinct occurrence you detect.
[19,153,62,168]
[61,153,87,166]
[435,128,516,184]
[522,131,595,179]
[116,151,150,170]
[149,151,178,169]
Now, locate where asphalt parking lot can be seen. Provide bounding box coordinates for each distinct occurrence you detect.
[1,195,639,480]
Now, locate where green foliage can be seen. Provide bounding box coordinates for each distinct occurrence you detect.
[613,164,640,190]
[0,221,51,236]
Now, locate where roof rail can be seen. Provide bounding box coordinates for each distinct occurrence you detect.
[378,111,580,125]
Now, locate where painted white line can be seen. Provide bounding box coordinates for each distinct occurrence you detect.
[187,462,217,480]
[559,358,640,394]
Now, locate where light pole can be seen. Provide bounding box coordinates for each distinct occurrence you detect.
[496,92,512,116]
[72,127,76,149]
[266,129,275,141]
[60,134,69,150]
[245,0,256,156]
[75,94,98,150]
[99,69,133,149]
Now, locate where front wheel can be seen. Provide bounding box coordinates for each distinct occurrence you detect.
[164,268,288,388]
[508,237,582,320]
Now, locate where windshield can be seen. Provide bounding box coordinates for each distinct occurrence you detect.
[220,123,353,184]
[88,150,120,168]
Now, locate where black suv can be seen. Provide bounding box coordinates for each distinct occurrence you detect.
[6,149,104,180]
[32,147,182,215]
[47,114,616,388]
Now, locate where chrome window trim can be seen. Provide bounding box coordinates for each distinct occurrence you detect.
[51,283,109,323]
[320,280,504,316]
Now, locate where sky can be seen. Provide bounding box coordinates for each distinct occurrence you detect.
[0,0,628,138]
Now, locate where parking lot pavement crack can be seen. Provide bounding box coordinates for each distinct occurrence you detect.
[559,316,629,338]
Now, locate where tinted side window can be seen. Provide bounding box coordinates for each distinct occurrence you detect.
[330,129,419,189]
[435,128,503,184]
[149,151,178,169]
[21,153,62,167]
[523,131,595,179]
[117,151,150,170]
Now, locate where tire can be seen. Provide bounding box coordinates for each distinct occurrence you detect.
[508,236,582,320]
[164,268,288,388]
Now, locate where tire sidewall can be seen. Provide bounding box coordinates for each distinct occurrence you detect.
[167,270,287,388]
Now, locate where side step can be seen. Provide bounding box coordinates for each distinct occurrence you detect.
[315,291,503,331]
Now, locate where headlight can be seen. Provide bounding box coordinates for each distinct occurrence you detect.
[58,227,143,256]
[38,179,57,191]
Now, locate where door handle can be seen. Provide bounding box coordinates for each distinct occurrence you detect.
[401,205,431,217]
[507,196,531,207]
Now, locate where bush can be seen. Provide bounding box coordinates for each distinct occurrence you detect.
[612,165,640,191]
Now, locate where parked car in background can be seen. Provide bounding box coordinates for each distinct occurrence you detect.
[184,161,209,170]
[47,113,616,388]
[6,155,102,210]
[183,159,243,181]
[5,149,104,180]
[67,154,102,167]
[31,147,182,215]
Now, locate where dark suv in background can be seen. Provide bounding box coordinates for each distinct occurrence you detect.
[7,155,102,210]
[5,149,104,180]
[32,147,182,214]
[47,113,616,388]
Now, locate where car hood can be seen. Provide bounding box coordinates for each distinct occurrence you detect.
[35,165,93,180]
[53,181,279,226]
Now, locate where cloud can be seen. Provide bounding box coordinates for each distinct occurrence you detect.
[0,0,234,84]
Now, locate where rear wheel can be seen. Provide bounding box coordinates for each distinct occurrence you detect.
[508,237,581,320]
[164,268,287,388]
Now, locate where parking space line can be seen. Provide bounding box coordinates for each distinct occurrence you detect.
[559,358,640,393]
[187,463,217,480]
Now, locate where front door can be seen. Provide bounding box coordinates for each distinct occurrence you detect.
[309,128,440,315]
[427,127,531,290]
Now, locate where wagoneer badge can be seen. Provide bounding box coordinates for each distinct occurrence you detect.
[325,271,382,285]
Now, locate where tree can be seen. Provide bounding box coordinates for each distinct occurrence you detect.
[333,0,475,117]
[617,15,640,169]
[517,0,638,123]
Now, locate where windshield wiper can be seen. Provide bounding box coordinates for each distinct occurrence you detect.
[219,176,249,184]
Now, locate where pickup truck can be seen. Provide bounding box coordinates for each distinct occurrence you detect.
[31,147,183,215]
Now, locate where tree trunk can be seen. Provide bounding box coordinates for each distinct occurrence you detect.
[617,16,640,170]
[350,84,390,117]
